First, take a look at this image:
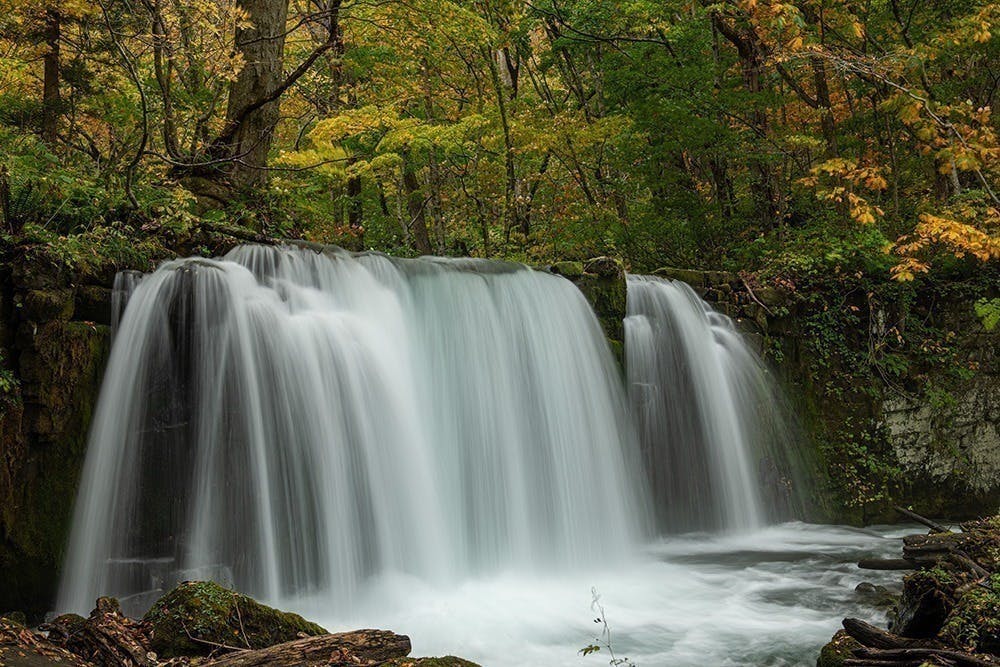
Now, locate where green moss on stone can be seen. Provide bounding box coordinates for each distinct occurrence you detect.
[550,261,584,278]
[143,581,327,658]
[816,629,861,667]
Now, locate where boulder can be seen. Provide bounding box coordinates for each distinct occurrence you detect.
[549,261,584,278]
[583,256,623,280]
[816,629,862,667]
[143,581,327,658]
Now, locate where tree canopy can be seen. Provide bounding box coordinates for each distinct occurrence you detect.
[1,0,998,278]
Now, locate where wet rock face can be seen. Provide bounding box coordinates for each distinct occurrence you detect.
[0,254,113,621]
[557,257,627,364]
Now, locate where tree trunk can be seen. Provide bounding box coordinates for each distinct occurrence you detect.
[41,9,60,144]
[812,56,839,157]
[403,153,433,255]
[222,0,290,193]
[711,13,783,229]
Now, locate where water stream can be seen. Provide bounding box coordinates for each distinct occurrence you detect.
[57,244,879,665]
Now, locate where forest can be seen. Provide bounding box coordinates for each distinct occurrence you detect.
[3,2,1000,666]
[0,0,997,278]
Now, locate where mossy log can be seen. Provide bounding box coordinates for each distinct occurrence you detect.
[199,629,411,667]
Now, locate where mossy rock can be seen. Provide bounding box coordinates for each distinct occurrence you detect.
[583,256,624,280]
[550,261,584,278]
[143,581,327,658]
[939,573,1000,655]
[816,629,861,667]
[382,658,481,667]
[21,289,75,321]
[652,267,706,288]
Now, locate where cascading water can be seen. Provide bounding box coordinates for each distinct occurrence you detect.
[57,244,650,615]
[624,275,803,533]
[55,247,839,667]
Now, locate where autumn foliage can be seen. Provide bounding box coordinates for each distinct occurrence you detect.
[0,0,997,278]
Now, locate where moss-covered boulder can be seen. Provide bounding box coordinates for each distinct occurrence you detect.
[816,629,861,667]
[142,581,327,658]
[570,259,627,360]
[549,261,584,278]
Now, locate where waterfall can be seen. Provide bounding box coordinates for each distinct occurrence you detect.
[625,275,802,533]
[57,244,650,615]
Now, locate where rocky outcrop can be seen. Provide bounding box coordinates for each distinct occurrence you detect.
[0,254,114,621]
[550,256,627,362]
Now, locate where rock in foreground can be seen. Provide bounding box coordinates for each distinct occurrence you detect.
[142,581,326,658]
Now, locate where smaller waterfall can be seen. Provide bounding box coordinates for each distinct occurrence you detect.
[625,275,802,533]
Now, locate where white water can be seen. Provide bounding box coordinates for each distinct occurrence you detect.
[58,244,648,614]
[57,244,870,666]
[295,523,907,667]
[626,276,803,532]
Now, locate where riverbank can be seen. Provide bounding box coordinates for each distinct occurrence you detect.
[0,580,480,667]
[819,513,1000,666]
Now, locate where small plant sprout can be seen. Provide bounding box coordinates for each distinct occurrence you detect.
[579,587,635,666]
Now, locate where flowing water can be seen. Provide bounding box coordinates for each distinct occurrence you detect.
[295,522,908,667]
[58,244,887,665]
[58,244,648,614]
[625,276,805,532]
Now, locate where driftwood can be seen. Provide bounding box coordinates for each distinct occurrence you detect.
[842,620,1000,666]
[894,506,953,534]
[848,647,1000,666]
[843,618,927,650]
[858,558,917,571]
[200,629,412,667]
[43,597,155,667]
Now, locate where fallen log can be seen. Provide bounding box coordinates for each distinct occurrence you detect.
[894,507,952,534]
[200,629,411,667]
[851,646,1000,667]
[842,618,927,650]
[858,558,917,571]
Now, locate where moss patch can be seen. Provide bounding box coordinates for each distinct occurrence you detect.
[939,573,1000,655]
[816,629,861,667]
[143,581,327,658]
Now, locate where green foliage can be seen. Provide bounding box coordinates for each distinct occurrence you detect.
[975,298,1000,331]
[0,349,18,403]
[940,573,1000,654]
[20,224,166,277]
